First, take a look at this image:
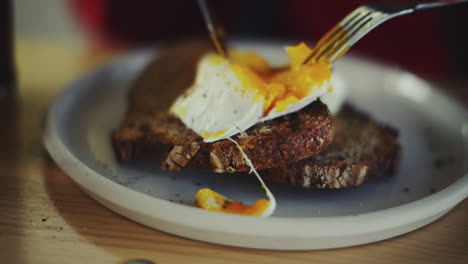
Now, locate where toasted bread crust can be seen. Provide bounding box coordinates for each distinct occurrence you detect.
[189,100,334,172]
[260,105,401,188]
[113,100,334,172]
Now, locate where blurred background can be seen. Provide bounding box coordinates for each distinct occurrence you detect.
[10,0,468,95]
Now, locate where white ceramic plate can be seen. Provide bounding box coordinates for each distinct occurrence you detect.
[44,42,468,250]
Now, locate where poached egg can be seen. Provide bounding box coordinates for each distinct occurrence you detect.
[170,43,346,217]
[170,42,333,142]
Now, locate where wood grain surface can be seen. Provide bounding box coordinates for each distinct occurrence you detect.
[0,40,467,264]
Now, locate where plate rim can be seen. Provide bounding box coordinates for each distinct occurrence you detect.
[43,42,468,250]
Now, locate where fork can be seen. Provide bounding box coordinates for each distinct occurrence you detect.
[303,1,468,64]
[197,0,228,57]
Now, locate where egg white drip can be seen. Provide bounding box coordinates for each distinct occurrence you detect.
[227,138,276,217]
[171,53,334,143]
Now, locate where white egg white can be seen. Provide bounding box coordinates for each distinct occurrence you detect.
[170,54,262,142]
[320,75,347,115]
[170,53,344,143]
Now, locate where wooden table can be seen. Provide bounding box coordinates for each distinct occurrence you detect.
[1,39,467,264]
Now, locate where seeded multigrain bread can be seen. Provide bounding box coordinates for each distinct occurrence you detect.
[112,41,401,188]
[260,105,401,188]
[112,42,335,173]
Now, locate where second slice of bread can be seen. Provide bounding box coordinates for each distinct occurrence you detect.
[261,104,401,188]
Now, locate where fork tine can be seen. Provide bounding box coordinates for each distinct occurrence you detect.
[322,10,372,55]
[303,25,341,64]
[317,11,360,47]
[328,16,374,62]
[302,10,361,64]
[303,7,372,64]
[311,27,347,63]
[303,14,356,64]
[303,1,462,65]
[317,10,374,62]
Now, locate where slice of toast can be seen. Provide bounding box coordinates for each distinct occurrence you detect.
[113,100,334,173]
[112,42,335,173]
[260,104,401,188]
[112,41,400,188]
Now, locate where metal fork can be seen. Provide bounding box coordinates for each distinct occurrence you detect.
[197,0,228,57]
[303,1,467,64]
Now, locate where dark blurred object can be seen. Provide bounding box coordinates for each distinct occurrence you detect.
[0,0,16,101]
[0,0,18,160]
[70,0,224,44]
[69,0,468,79]
[442,3,468,77]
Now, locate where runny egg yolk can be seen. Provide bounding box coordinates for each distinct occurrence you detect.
[195,188,271,216]
[227,42,331,114]
[201,130,227,139]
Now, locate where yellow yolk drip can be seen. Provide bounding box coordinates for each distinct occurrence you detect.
[227,42,332,115]
[195,188,271,216]
[201,130,227,139]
